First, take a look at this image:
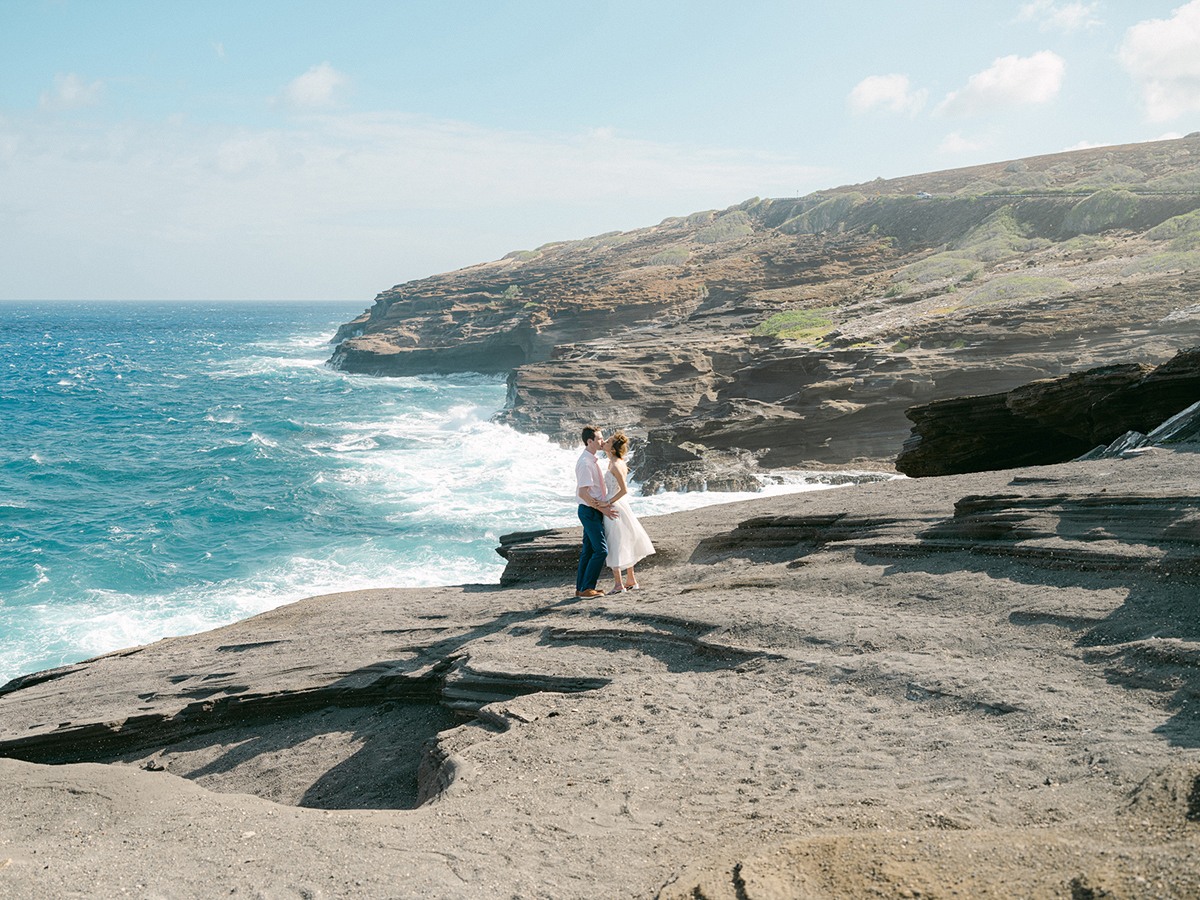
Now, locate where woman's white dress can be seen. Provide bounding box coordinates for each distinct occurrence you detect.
[603,467,655,569]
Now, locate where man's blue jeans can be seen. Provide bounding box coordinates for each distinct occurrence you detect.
[576,504,608,592]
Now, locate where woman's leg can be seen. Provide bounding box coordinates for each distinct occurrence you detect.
[625,565,638,588]
[611,567,625,592]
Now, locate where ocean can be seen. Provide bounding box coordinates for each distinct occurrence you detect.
[0,300,849,684]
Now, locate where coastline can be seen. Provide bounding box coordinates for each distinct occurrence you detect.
[2,448,1197,898]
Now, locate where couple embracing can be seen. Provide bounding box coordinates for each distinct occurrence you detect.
[574,425,656,598]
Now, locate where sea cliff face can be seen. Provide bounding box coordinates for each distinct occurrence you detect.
[330,135,1200,489]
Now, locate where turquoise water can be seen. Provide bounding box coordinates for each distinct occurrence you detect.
[0,300,842,684]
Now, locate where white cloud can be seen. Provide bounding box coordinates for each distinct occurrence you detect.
[1061,139,1111,151]
[847,74,928,116]
[934,51,1065,117]
[0,111,831,301]
[213,41,226,59]
[939,131,987,154]
[38,73,104,111]
[1119,0,1200,122]
[215,134,282,176]
[279,62,350,109]
[1015,1,1102,32]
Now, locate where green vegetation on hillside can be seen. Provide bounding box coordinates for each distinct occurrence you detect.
[1124,251,1200,275]
[956,207,1052,261]
[1072,164,1146,188]
[751,308,835,342]
[1147,171,1200,191]
[1062,189,1140,235]
[1123,208,1200,275]
[695,210,753,244]
[597,232,636,248]
[646,246,690,267]
[899,256,980,285]
[1118,207,1200,274]
[779,193,865,235]
[892,206,1045,289]
[1145,208,1200,246]
[959,274,1075,306]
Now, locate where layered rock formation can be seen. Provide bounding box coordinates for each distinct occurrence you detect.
[3,447,1199,898]
[896,346,1200,476]
[330,135,1200,489]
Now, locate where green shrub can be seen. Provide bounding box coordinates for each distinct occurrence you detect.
[1070,164,1146,187]
[960,275,1074,306]
[895,207,1047,287]
[952,206,1050,261]
[779,193,865,235]
[597,232,635,248]
[898,255,980,285]
[1146,171,1200,191]
[695,211,753,244]
[1146,209,1200,247]
[504,249,540,261]
[646,246,690,266]
[501,285,522,300]
[1062,189,1140,235]
[752,308,834,341]
[1122,251,1200,275]
[1058,234,1109,253]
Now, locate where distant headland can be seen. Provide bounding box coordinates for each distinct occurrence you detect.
[330,134,1200,489]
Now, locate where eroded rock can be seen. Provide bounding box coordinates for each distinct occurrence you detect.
[897,347,1200,476]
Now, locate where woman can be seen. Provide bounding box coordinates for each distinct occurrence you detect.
[601,432,655,593]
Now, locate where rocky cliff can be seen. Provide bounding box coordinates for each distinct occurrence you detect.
[330,135,1200,489]
[896,347,1200,476]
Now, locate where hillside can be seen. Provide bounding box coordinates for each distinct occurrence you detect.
[329,135,1200,489]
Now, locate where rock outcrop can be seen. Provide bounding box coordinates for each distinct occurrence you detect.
[329,136,1200,491]
[3,448,1199,899]
[896,346,1200,476]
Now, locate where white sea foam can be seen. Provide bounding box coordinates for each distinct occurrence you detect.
[0,300,890,686]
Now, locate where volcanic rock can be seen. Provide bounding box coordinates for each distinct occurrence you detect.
[329,136,1200,491]
[896,346,1200,476]
[3,447,1200,899]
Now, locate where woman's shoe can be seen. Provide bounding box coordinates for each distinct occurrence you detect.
[624,582,639,590]
[608,586,626,594]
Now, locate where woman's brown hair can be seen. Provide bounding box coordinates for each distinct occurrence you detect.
[609,432,628,460]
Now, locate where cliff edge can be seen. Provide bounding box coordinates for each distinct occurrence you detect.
[330,135,1200,489]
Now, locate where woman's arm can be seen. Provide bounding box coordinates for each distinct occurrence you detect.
[608,461,630,504]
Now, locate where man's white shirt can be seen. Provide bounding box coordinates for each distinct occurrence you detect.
[575,449,606,505]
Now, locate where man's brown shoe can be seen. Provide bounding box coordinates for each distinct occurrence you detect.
[575,589,603,598]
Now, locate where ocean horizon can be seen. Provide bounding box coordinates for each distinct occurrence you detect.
[0,299,853,684]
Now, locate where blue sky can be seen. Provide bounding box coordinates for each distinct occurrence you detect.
[2,1,1199,302]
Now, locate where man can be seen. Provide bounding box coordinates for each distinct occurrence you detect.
[575,425,617,598]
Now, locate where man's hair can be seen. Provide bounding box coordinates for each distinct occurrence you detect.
[581,425,599,445]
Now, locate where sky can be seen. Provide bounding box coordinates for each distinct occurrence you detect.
[2,1,1200,303]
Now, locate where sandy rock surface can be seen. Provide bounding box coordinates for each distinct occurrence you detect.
[2,450,1199,899]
